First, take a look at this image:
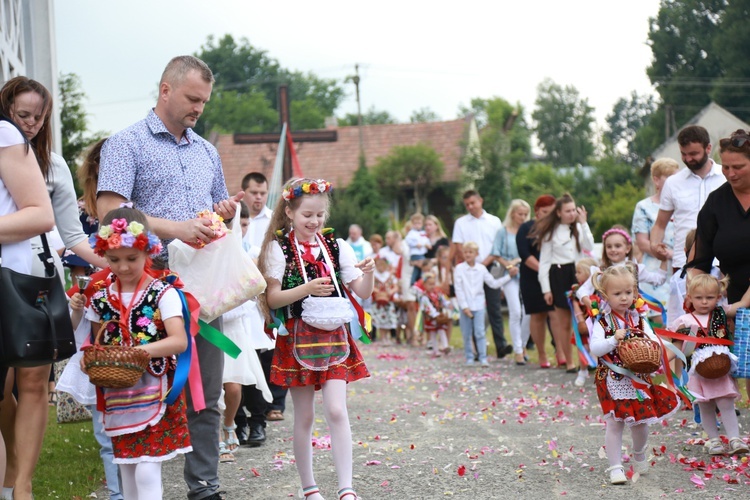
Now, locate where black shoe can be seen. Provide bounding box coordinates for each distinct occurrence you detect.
[236,424,250,446]
[203,491,227,500]
[498,345,513,359]
[247,424,266,447]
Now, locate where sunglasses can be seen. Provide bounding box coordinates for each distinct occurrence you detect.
[720,134,750,148]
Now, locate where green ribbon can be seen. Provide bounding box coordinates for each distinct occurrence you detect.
[198,319,241,359]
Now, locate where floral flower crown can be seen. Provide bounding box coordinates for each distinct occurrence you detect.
[282,179,333,201]
[90,218,163,257]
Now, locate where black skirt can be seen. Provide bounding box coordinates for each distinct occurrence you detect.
[549,263,577,309]
[520,267,554,315]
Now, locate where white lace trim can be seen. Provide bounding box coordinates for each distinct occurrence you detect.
[112,445,193,464]
[606,375,652,400]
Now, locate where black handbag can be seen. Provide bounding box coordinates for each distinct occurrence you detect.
[0,234,76,367]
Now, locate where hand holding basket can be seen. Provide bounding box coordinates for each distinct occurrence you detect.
[617,328,662,374]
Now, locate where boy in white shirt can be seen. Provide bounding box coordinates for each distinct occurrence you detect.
[454,241,517,366]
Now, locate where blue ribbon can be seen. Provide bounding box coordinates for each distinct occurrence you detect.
[268,309,289,336]
[166,288,193,405]
[567,297,597,368]
[638,288,667,326]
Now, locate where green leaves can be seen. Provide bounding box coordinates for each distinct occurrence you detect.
[532,79,595,168]
[194,34,345,134]
[373,143,444,214]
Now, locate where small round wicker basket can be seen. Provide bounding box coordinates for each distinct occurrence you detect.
[695,353,731,379]
[617,331,662,374]
[82,321,150,389]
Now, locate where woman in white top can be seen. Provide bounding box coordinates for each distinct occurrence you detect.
[0,77,106,499]
[0,116,54,499]
[530,194,594,372]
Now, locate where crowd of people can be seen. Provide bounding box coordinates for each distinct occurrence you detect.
[0,51,749,499]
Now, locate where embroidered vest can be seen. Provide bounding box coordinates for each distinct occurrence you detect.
[90,276,174,376]
[676,307,730,349]
[277,230,343,319]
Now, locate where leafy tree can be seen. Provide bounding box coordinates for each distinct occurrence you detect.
[327,164,387,238]
[373,143,443,213]
[59,73,106,193]
[410,107,440,123]
[605,91,657,165]
[194,34,345,133]
[587,182,644,238]
[532,79,595,167]
[456,97,532,214]
[571,155,643,237]
[711,0,750,122]
[200,89,278,133]
[509,163,575,208]
[339,106,398,126]
[645,0,725,125]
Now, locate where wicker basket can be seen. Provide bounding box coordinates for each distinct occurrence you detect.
[435,313,453,326]
[695,353,731,379]
[83,321,151,389]
[617,334,662,374]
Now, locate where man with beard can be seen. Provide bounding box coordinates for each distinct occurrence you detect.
[650,125,725,325]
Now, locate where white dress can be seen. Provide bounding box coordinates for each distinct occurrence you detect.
[221,300,272,402]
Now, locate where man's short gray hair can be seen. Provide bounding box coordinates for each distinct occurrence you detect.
[160,55,214,87]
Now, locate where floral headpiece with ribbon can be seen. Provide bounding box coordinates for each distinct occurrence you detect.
[282,179,333,201]
[90,218,163,257]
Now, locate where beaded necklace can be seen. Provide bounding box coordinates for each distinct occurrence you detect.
[288,229,336,281]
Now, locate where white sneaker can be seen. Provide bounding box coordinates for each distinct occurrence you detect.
[607,465,626,485]
[574,370,587,387]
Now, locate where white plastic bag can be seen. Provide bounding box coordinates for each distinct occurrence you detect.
[168,214,266,322]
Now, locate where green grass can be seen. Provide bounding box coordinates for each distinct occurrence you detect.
[35,407,103,499]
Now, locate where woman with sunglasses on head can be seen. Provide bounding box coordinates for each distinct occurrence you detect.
[691,129,750,401]
[0,77,108,500]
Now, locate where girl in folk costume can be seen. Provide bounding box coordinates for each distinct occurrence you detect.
[419,272,452,356]
[258,178,374,500]
[588,265,680,485]
[371,256,400,344]
[83,207,190,500]
[670,274,749,456]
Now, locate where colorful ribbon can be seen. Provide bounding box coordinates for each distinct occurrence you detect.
[638,288,667,325]
[165,289,194,405]
[567,296,597,368]
[344,286,372,343]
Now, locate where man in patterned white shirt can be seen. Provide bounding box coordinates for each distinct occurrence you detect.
[97,55,241,500]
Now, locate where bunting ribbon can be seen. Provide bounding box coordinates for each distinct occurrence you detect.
[600,355,651,402]
[567,296,597,368]
[638,288,667,325]
[165,289,195,406]
[650,326,695,408]
[266,309,289,338]
[344,286,372,343]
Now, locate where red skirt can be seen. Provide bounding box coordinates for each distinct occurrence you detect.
[112,391,191,463]
[595,365,680,426]
[271,320,370,390]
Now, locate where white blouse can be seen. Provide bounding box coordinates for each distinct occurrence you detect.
[0,121,32,273]
[538,223,594,294]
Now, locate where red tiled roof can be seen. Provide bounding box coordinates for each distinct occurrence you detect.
[216,118,472,193]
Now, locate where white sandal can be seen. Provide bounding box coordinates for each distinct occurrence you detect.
[606,465,626,485]
[632,445,649,474]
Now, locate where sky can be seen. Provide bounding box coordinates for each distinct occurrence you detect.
[54,0,662,137]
